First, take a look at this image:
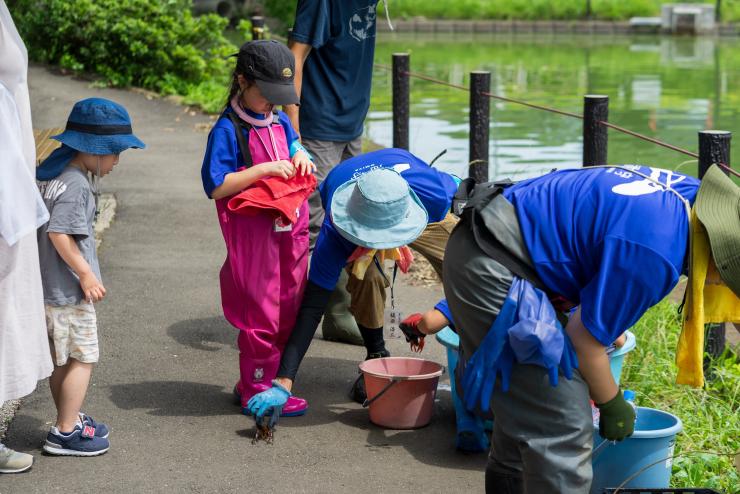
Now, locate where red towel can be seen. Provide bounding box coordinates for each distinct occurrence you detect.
[227,173,317,224]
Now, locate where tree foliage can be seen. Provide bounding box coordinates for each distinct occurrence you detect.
[7,0,237,95]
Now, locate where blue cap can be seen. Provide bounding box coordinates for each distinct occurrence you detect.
[36,98,145,181]
[623,389,636,402]
[51,98,145,155]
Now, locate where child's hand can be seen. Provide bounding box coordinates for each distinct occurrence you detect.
[291,150,316,176]
[259,160,296,179]
[80,271,106,303]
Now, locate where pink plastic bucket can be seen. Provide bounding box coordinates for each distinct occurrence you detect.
[359,357,445,429]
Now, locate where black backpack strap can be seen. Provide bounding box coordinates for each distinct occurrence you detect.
[226,111,253,168]
[456,181,549,294]
[452,177,514,217]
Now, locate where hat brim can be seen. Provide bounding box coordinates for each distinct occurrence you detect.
[695,165,740,297]
[330,178,429,249]
[255,79,300,106]
[52,130,146,155]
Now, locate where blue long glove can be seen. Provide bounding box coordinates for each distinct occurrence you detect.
[461,279,523,413]
[506,280,579,387]
[461,278,580,413]
[246,380,291,418]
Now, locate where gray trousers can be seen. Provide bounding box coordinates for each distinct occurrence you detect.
[487,364,592,493]
[443,210,592,493]
[302,137,362,249]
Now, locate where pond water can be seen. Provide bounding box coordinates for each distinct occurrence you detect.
[366,33,739,180]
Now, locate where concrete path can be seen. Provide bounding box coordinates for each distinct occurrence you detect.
[2,66,486,493]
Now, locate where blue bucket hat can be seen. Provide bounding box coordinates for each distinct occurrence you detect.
[37,98,145,180]
[330,168,428,249]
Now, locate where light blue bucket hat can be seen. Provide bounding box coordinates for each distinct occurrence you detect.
[330,168,428,249]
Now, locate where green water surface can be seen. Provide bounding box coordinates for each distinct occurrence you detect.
[366,33,739,180]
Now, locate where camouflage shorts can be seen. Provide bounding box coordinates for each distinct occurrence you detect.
[45,303,99,366]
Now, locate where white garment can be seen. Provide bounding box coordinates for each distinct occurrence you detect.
[0,0,53,403]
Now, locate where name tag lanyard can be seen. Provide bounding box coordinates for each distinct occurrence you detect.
[374,256,399,309]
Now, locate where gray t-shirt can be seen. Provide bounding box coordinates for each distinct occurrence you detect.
[37,166,101,306]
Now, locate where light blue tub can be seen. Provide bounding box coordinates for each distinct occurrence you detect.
[591,406,682,493]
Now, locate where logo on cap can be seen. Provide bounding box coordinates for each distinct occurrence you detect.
[281,67,293,78]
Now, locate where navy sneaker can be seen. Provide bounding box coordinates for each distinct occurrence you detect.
[43,426,109,456]
[79,413,109,439]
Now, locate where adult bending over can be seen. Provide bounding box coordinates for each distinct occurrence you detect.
[247,148,459,414]
[442,165,739,492]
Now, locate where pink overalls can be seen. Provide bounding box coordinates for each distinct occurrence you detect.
[215,120,309,409]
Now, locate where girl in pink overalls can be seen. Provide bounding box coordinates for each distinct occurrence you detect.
[200,41,315,416]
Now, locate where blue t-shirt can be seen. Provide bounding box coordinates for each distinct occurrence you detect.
[502,165,699,346]
[434,299,456,331]
[310,148,458,290]
[291,0,378,141]
[201,108,300,198]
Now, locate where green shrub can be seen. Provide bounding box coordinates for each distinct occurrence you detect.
[7,0,237,96]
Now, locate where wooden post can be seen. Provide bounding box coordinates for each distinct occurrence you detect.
[251,16,265,40]
[698,130,731,365]
[392,53,409,150]
[698,130,731,178]
[469,71,490,183]
[583,95,609,166]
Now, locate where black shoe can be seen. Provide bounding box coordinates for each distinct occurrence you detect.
[349,374,366,404]
[349,350,390,404]
[365,349,390,360]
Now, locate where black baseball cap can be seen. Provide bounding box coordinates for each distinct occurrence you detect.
[236,40,299,106]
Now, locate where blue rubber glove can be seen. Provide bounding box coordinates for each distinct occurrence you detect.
[507,280,579,387]
[461,279,522,413]
[246,380,291,418]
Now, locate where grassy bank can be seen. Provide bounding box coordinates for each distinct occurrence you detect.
[621,301,740,491]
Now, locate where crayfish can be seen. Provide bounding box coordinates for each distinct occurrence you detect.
[410,336,425,353]
[251,415,277,445]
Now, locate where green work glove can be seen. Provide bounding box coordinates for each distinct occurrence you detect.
[596,390,636,441]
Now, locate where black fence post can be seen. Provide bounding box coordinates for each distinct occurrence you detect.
[698,130,732,366]
[583,95,609,166]
[392,53,410,151]
[251,16,265,40]
[469,71,491,183]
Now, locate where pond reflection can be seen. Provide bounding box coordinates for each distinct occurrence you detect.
[366,33,738,180]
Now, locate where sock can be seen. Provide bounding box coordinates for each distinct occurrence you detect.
[358,324,387,357]
[52,419,83,436]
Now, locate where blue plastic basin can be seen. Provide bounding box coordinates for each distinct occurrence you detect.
[591,406,682,493]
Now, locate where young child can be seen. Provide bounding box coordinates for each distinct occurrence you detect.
[36,98,145,456]
[201,40,315,416]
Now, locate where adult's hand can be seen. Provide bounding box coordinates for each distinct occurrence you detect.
[596,389,636,441]
[247,380,291,418]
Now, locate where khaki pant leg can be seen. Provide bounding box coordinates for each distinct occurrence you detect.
[409,212,459,279]
[345,261,389,328]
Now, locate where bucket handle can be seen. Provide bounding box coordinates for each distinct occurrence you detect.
[591,438,612,463]
[362,377,402,408]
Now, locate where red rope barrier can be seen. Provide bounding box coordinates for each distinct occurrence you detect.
[374,63,702,160]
